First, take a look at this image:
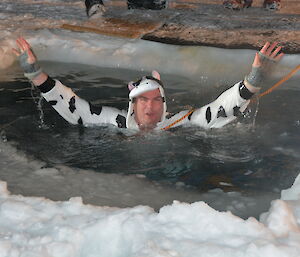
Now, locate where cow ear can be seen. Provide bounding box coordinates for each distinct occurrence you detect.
[128,81,135,91]
[152,70,161,80]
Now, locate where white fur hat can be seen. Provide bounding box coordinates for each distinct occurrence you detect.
[126,71,167,129]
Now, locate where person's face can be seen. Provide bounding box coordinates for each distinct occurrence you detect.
[133,89,164,130]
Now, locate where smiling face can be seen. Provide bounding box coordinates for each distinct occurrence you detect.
[133,89,164,130]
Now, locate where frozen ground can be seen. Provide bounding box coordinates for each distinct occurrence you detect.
[0,0,300,256]
[0,176,300,257]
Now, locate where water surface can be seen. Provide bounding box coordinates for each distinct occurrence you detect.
[1,61,300,195]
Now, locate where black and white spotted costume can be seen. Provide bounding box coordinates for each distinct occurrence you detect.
[39,75,254,130]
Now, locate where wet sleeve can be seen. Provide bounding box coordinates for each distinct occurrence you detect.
[188,81,253,129]
[39,77,127,127]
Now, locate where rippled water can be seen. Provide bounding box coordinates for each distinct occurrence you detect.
[1,61,300,195]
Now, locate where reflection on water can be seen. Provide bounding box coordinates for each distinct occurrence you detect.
[1,61,300,194]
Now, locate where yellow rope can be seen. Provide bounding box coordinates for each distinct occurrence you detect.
[162,109,195,131]
[259,64,300,98]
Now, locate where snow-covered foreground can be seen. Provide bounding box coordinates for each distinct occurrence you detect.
[0,173,300,257]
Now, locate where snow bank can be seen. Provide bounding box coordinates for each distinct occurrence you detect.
[0,179,299,257]
[1,29,298,83]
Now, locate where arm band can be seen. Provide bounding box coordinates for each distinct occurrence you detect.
[245,66,264,88]
[239,81,254,100]
[38,76,55,93]
[19,51,43,80]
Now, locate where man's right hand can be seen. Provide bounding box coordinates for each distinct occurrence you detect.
[12,37,43,80]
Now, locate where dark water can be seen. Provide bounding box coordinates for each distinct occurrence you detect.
[1,62,300,194]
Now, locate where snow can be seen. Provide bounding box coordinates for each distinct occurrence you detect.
[0,175,300,257]
[3,29,298,78]
[0,0,300,256]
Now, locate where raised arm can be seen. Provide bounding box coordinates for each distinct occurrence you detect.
[13,37,127,128]
[244,42,284,93]
[186,42,284,129]
[12,37,48,86]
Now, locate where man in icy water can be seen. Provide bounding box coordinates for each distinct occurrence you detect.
[13,38,283,132]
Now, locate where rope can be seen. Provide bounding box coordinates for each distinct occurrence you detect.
[259,64,300,98]
[162,109,195,131]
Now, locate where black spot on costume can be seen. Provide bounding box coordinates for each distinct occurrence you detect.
[233,106,243,117]
[89,102,102,115]
[206,107,211,123]
[69,96,76,113]
[48,100,57,106]
[116,115,126,128]
[217,106,227,118]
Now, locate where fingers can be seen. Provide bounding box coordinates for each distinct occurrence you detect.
[12,37,25,56]
[260,42,270,55]
[27,50,36,64]
[270,45,282,58]
[252,52,261,67]
[265,42,278,56]
[274,52,284,62]
[13,37,37,63]
[16,37,31,52]
[16,38,25,52]
[12,48,20,57]
[14,37,32,55]
[260,42,283,61]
